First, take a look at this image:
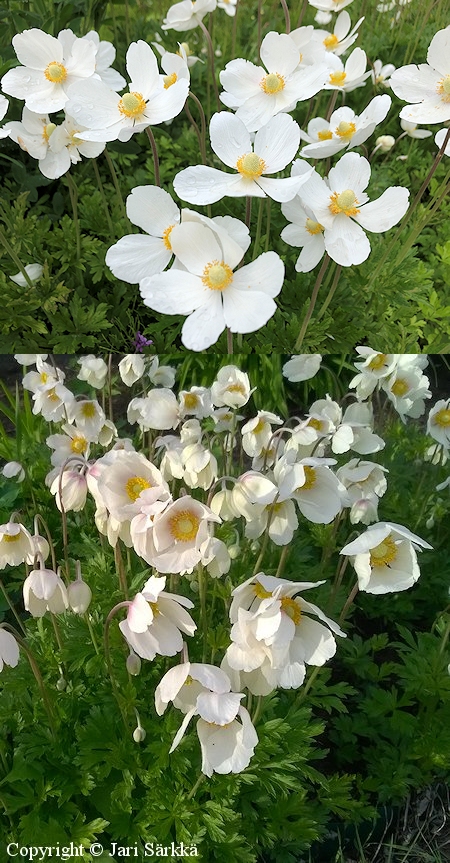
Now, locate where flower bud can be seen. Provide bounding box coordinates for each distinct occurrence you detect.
[426,515,435,530]
[376,135,395,152]
[67,579,92,614]
[126,651,141,676]
[133,726,146,743]
[228,544,240,560]
[56,676,66,691]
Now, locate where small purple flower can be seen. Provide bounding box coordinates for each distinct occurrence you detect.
[133,332,153,353]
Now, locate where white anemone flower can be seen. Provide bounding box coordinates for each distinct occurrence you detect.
[50,468,88,512]
[46,424,90,466]
[42,113,106,177]
[278,455,343,524]
[162,0,217,32]
[427,399,450,447]
[178,387,212,419]
[308,0,354,11]
[174,112,310,204]
[390,26,450,124]
[32,383,74,422]
[60,28,126,91]
[299,95,391,159]
[435,127,450,155]
[77,355,108,388]
[211,366,253,408]
[0,628,20,672]
[66,399,105,440]
[23,565,69,616]
[324,48,371,92]
[127,389,180,431]
[149,496,221,574]
[349,348,399,399]
[381,359,431,419]
[340,522,432,594]
[0,94,9,138]
[118,354,146,386]
[65,40,189,143]
[4,106,67,178]
[311,11,365,57]
[119,575,196,660]
[106,186,181,284]
[15,354,47,365]
[241,411,283,458]
[400,118,432,139]
[218,0,237,16]
[1,28,97,113]
[371,59,396,87]
[297,152,410,267]
[288,25,328,67]
[10,263,44,286]
[155,662,231,715]
[140,221,284,351]
[0,522,34,569]
[282,355,322,381]
[22,354,63,393]
[219,31,328,132]
[97,451,170,522]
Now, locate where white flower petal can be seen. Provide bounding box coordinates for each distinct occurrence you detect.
[65,79,121,128]
[145,78,188,124]
[223,287,277,334]
[209,111,251,167]
[427,27,450,77]
[324,214,370,266]
[106,235,171,283]
[254,113,302,173]
[231,251,284,297]
[328,152,370,195]
[390,64,441,103]
[355,187,409,233]
[170,222,223,273]
[260,31,301,78]
[181,294,225,350]
[219,58,263,101]
[257,176,306,202]
[173,165,242,204]
[126,40,160,98]
[13,29,63,69]
[140,270,207,314]
[126,185,180,236]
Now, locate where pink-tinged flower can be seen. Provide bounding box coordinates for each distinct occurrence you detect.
[174,112,311,204]
[340,522,432,594]
[50,468,88,512]
[1,28,97,113]
[148,496,221,573]
[390,26,450,123]
[23,565,69,616]
[119,575,196,660]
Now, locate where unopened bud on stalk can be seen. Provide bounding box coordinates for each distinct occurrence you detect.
[376,135,395,152]
[133,710,146,743]
[56,676,66,691]
[67,560,92,614]
[228,544,240,560]
[250,541,260,554]
[126,650,141,676]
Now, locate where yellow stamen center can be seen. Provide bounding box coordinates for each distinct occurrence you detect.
[227,383,245,394]
[3,533,20,543]
[297,465,317,491]
[118,91,147,118]
[149,601,159,616]
[253,419,266,434]
[368,353,387,371]
[369,534,397,568]
[47,388,60,403]
[390,378,409,397]
[126,475,151,501]
[281,596,302,625]
[185,674,194,685]
[261,72,285,94]
[70,435,87,454]
[335,120,356,140]
[437,75,450,102]
[254,582,272,599]
[164,72,178,89]
[44,61,67,83]
[184,393,199,409]
[202,260,234,291]
[324,33,339,49]
[305,219,324,235]
[169,509,200,542]
[236,152,266,180]
[329,189,360,217]
[433,408,450,428]
[329,70,347,86]
[40,372,48,383]
[308,417,324,430]
[162,223,175,250]
[81,402,97,418]
[318,128,333,140]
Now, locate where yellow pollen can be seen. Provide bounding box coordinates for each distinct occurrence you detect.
[305,219,324,236]
[70,435,87,454]
[335,120,356,140]
[324,33,339,49]
[308,417,324,430]
[162,223,175,250]
[254,582,272,599]
[185,675,194,685]
[149,601,160,616]
[236,152,266,180]
[3,533,20,543]
[42,123,56,142]
[437,75,450,102]
[47,388,60,403]
[40,372,48,383]
[318,128,333,140]
[118,91,147,118]
[169,509,200,542]
[369,534,397,568]
[164,72,178,89]
[433,408,450,427]
[329,189,360,217]
[44,61,67,83]
[184,393,199,409]
[202,260,234,292]
[253,418,266,434]
[261,72,285,95]
[390,378,409,397]
[329,70,347,86]
[81,402,97,418]
[368,353,387,371]
[281,596,302,625]
[297,465,317,491]
[126,475,151,501]
[227,383,245,394]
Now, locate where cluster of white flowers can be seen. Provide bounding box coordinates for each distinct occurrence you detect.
[0,351,441,775]
[1,4,448,348]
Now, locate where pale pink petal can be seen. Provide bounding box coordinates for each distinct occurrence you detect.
[105,235,171,283]
[355,187,409,233]
[324,214,370,266]
[209,111,252,167]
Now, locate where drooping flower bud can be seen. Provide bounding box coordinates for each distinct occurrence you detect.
[126,650,141,676]
[67,561,92,614]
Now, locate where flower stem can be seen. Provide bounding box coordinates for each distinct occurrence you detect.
[66,173,81,265]
[0,579,26,635]
[104,602,132,728]
[189,92,208,165]
[252,198,265,260]
[104,149,130,228]
[33,514,57,573]
[294,254,330,350]
[187,773,205,799]
[338,580,359,625]
[199,19,221,111]
[92,158,115,236]
[227,328,234,352]
[114,542,129,599]
[0,227,35,289]
[185,101,206,164]
[280,0,290,32]
[316,264,342,320]
[145,127,161,187]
